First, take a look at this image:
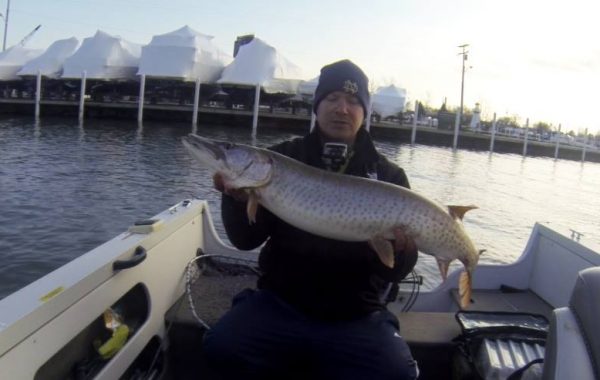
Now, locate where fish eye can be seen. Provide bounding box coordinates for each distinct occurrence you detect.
[224,142,234,150]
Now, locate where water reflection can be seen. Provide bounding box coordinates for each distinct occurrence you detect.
[136,121,144,142]
[1,118,599,297]
[33,118,41,140]
[78,119,85,143]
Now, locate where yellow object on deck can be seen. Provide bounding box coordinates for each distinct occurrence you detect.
[97,324,130,360]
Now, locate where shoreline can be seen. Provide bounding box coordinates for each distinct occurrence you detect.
[1,98,598,163]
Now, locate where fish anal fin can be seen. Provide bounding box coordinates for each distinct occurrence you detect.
[436,258,450,281]
[447,205,478,220]
[369,236,395,268]
[246,192,259,225]
[459,270,473,309]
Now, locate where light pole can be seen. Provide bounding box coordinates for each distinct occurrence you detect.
[452,44,469,149]
[458,44,469,127]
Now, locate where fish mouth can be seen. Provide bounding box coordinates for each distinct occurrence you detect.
[182,134,228,165]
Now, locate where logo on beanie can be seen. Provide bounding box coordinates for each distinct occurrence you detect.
[343,80,359,95]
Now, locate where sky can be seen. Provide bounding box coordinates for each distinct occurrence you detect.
[3,0,600,134]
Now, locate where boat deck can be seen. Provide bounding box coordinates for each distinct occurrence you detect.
[163,255,561,379]
[452,288,554,320]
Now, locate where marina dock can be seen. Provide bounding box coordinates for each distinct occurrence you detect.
[1,96,598,163]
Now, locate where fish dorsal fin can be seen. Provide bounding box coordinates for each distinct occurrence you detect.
[447,205,478,220]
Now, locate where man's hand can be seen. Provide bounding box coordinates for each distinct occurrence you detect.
[213,173,248,202]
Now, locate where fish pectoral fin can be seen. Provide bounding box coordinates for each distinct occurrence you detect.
[447,205,478,220]
[392,227,408,252]
[436,258,450,281]
[246,192,259,225]
[369,236,395,268]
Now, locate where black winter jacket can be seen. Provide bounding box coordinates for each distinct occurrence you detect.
[221,127,417,321]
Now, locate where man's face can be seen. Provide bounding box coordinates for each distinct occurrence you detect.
[316,91,365,145]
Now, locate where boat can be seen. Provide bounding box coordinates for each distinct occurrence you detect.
[0,199,598,379]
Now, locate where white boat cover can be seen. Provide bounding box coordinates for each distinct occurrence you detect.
[61,30,142,80]
[137,26,232,82]
[0,45,43,80]
[372,84,407,118]
[217,38,304,94]
[298,76,319,95]
[17,38,79,78]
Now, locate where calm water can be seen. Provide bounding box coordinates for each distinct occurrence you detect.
[1,116,599,298]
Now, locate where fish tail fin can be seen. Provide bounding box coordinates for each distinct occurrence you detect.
[459,270,472,309]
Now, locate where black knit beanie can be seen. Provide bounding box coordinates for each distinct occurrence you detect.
[313,59,370,116]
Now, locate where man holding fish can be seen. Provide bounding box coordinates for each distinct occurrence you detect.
[200,59,420,379]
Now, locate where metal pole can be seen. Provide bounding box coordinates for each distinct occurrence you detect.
[554,124,561,160]
[411,100,418,144]
[365,97,373,132]
[192,78,201,125]
[78,70,87,122]
[2,0,10,51]
[452,45,469,151]
[490,112,497,152]
[582,128,588,162]
[34,69,41,119]
[522,118,529,157]
[252,84,260,135]
[459,60,465,128]
[458,44,469,130]
[453,112,460,150]
[137,74,145,123]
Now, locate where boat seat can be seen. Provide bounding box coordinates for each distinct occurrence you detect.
[397,312,461,346]
[396,312,462,379]
[451,287,554,319]
[540,266,600,380]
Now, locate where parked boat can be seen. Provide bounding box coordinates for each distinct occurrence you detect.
[0,199,598,379]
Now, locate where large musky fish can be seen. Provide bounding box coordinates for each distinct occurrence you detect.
[183,134,481,308]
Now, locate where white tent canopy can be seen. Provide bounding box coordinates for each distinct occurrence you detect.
[17,38,79,78]
[0,45,43,80]
[217,38,304,94]
[137,25,232,82]
[372,84,407,118]
[62,30,141,79]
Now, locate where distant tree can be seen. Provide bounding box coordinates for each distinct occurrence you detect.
[415,101,439,118]
[497,116,520,129]
[533,121,552,133]
[436,101,455,129]
[415,101,425,118]
[439,101,447,112]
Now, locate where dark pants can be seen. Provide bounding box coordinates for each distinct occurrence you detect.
[202,289,418,380]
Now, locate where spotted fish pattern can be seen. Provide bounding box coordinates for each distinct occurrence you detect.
[183,134,480,308]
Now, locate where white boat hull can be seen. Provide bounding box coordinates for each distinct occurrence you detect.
[0,199,598,379]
